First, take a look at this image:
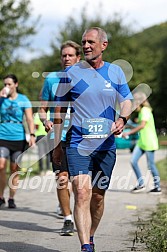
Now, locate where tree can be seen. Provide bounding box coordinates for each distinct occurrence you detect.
[4,8,136,101]
[48,9,134,78]
[153,42,167,129]
[0,0,39,77]
[4,5,166,129]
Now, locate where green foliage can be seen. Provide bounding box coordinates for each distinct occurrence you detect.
[51,9,134,63]
[1,4,167,129]
[153,47,167,128]
[0,0,39,77]
[3,59,44,103]
[135,204,167,252]
[29,9,135,102]
[132,157,167,251]
[157,158,167,181]
[4,8,134,103]
[128,23,167,129]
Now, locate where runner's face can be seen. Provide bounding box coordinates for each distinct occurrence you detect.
[61,47,80,69]
[81,30,104,61]
[3,78,18,95]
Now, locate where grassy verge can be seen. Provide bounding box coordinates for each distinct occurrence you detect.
[157,158,167,180]
[158,134,167,142]
[158,134,167,150]
[133,157,167,251]
[135,203,167,252]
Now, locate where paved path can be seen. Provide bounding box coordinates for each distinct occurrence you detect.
[0,149,166,252]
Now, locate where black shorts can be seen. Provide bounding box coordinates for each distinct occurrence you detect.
[0,139,27,163]
[0,139,27,152]
[49,140,68,173]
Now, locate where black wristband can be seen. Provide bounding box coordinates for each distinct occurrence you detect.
[30,133,35,137]
[119,116,127,125]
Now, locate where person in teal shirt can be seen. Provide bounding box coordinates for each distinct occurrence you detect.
[0,74,35,208]
[123,92,161,194]
[39,40,81,236]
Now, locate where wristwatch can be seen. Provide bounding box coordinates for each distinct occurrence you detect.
[118,116,127,125]
[30,133,35,137]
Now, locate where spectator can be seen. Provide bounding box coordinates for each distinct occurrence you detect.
[0,74,35,208]
[122,92,161,194]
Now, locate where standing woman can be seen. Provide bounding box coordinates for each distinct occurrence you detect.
[0,74,35,208]
[122,92,161,194]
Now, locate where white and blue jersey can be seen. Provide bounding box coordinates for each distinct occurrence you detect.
[41,72,69,141]
[0,94,31,141]
[55,61,132,151]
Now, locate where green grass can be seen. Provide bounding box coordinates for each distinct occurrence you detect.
[157,158,167,181]
[133,157,167,251]
[158,134,167,142]
[135,203,167,252]
[158,134,167,150]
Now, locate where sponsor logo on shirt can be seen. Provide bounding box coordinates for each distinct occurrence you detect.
[103,80,113,91]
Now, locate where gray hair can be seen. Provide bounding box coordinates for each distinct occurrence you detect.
[82,27,108,42]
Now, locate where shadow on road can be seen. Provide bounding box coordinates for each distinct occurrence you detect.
[0,219,59,233]
[0,242,60,252]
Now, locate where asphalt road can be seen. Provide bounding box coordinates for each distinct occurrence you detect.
[0,149,166,252]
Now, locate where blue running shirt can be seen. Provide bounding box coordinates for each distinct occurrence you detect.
[55,61,132,151]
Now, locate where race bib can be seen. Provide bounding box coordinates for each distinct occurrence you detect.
[82,118,110,138]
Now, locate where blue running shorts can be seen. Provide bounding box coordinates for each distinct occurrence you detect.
[66,147,116,190]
